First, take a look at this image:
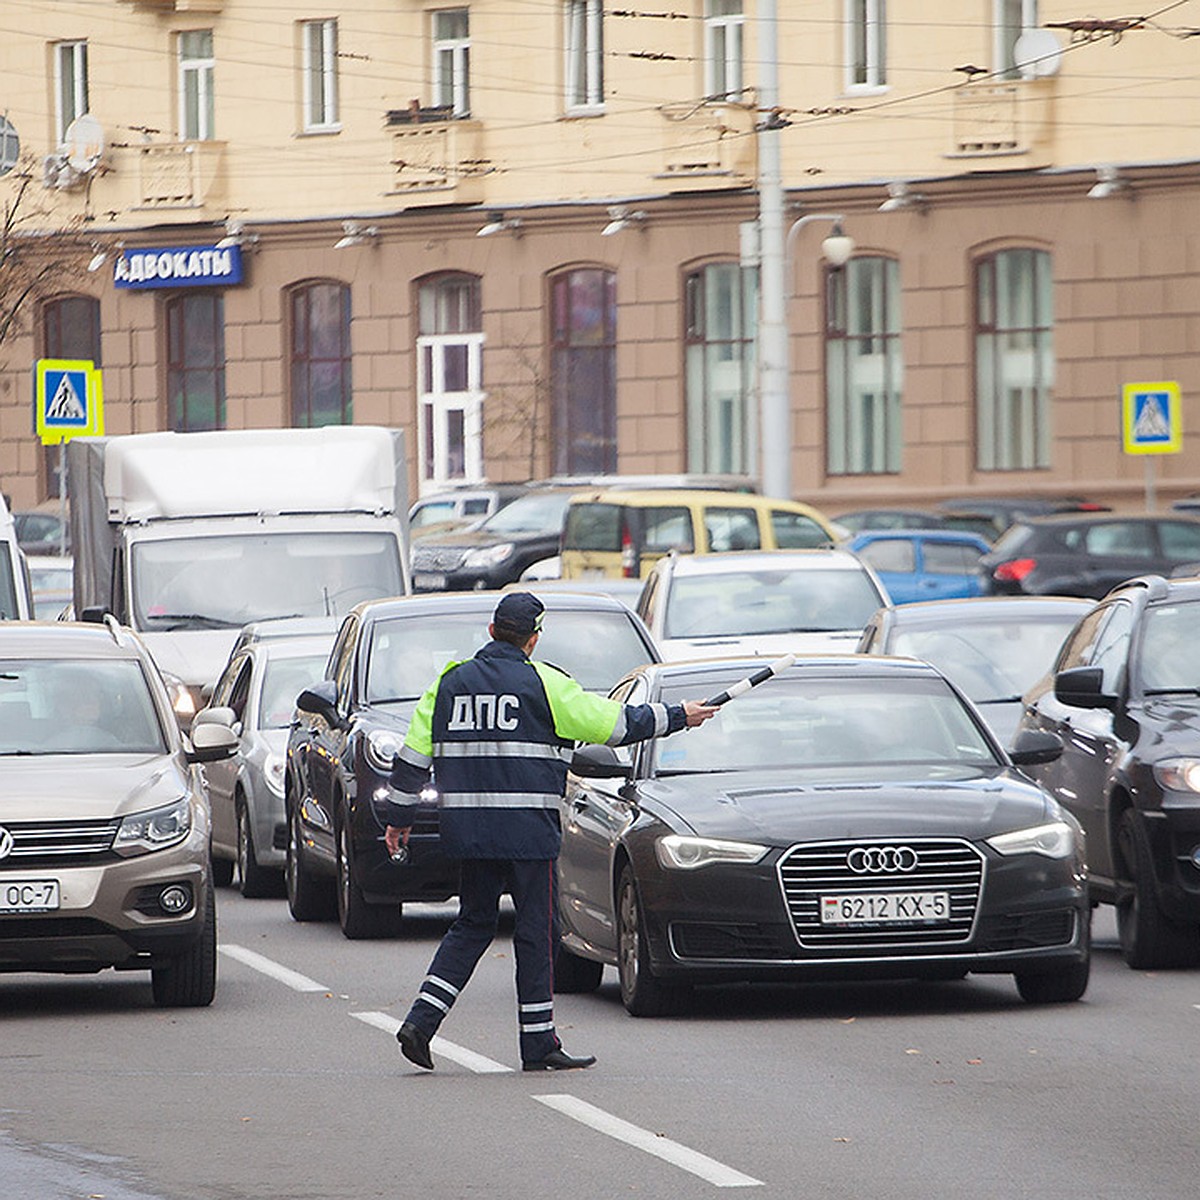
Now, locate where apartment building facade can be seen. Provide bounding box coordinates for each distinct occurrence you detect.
[1,1,1198,511]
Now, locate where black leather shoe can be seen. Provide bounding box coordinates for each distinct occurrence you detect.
[522,1048,596,1072]
[397,1021,434,1071]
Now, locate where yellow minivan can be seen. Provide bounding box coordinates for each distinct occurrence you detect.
[560,489,839,580]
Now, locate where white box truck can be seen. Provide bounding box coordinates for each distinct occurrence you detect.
[0,492,34,620]
[67,426,410,720]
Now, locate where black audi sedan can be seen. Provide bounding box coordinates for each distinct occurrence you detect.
[554,655,1089,1014]
[1016,573,1200,969]
[285,590,660,938]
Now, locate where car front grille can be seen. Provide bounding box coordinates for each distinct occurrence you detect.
[411,545,467,572]
[778,838,984,952]
[0,818,120,868]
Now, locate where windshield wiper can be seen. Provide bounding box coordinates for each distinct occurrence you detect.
[145,613,242,631]
[1144,687,1200,697]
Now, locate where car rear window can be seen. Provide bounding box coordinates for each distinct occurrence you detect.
[564,503,622,552]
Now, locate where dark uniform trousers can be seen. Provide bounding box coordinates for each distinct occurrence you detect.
[405,858,560,1063]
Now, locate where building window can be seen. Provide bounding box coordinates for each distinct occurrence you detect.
[301,19,339,130]
[975,248,1053,471]
[550,268,616,474]
[432,9,470,116]
[826,256,902,475]
[290,281,352,427]
[685,262,757,475]
[995,0,1039,79]
[565,0,604,112]
[54,40,89,144]
[847,0,886,90]
[166,293,225,432]
[42,294,101,499]
[179,30,215,140]
[704,2,744,100]
[417,273,484,486]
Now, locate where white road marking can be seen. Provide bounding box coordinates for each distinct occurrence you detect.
[219,944,329,993]
[533,1094,764,1188]
[351,1010,513,1074]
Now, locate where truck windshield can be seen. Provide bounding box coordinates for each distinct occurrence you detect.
[131,532,403,630]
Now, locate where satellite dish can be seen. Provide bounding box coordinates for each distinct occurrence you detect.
[1013,29,1063,78]
[0,115,18,177]
[62,113,104,172]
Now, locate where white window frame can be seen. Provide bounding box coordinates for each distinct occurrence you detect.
[54,40,89,144]
[704,2,744,100]
[302,19,340,131]
[179,30,215,141]
[994,0,1039,80]
[432,9,470,116]
[845,0,887,93]
[564,0,604,113]
[417,332,485,486]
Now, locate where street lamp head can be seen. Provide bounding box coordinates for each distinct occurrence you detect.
[821,222,855,268]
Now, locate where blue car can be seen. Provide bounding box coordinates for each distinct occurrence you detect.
[848,529,992,605]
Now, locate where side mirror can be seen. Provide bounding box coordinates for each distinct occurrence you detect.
[193,705,236,728]
[295,680,346,729]
[187,721,239,764]
[570,743,631,779]
[1008,728,1063,767]
[1053,666,1117,711]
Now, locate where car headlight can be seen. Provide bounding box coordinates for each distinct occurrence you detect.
[987,820,1076,859]
[655,835,769,870]
[365,729,405,774]
[1153,758,1200,794]
[265,752,286,799]
[160,670,199,723]
[114,796,193,857]
[462,543,514,569]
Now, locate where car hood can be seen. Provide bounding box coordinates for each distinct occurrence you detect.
[0,754,192,821]
[1139,695,1200,748]
[139,629,240,691]
[658,629,864,662]
[640,766,1054,844]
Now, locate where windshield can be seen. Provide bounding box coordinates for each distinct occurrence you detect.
[131,532,403,630]
[259,653,329,729]
[891,615,1080,703]
[651,674,998,777]
[663,567,882,638]
[1139,601,1200,692]
[0,658,167,756]
[479,492,571,536]
[366,608,653,701]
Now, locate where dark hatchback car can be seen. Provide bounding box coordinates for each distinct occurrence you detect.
[979,513,1200,599]
[285,590,661,938]
[1017,574,1200,969]
[554,656,1089,1014]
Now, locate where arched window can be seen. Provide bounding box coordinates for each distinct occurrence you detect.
[684,261,757,474]
[165,292,225,431]
[42,294,101,498]
[550,267,616,475]
[975,248,1053,470]
[289,281,351,427]
[825,255,902,475]
[417,272,483,486]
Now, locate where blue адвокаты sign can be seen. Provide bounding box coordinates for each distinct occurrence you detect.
[113,244,244,289]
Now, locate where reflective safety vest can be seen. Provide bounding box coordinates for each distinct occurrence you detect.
[386,639,683,859]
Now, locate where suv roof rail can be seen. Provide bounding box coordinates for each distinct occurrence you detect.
[102,612,126,644]
[1113,574,1170,601]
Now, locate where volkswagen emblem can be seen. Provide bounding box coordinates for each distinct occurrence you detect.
[847,845,919,874]
[0,826,13,861]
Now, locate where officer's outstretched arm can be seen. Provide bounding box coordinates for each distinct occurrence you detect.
[533,662,689,746]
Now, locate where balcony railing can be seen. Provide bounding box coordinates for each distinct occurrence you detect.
[947,80,1056,166]
[135,141,226,209]
[656,100,756,187]
[388,117,489,201]
[116,1,224,12]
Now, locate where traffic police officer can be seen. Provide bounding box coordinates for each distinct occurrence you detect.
[383,591,716,1072]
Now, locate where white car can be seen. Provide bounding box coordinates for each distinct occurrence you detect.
[635,549,891,661]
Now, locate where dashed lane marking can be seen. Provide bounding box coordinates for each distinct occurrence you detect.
[219,944,329,992]
[351,1010,513,1074]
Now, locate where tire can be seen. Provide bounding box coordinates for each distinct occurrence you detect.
[151,880,216,1008]
[237,796,281,899]
[554,941,604,993]
[210,853,235,889]
[285,799,336,922]
[1115,809,1200,969]
[616,865,687,1017]
[336,816,403,939]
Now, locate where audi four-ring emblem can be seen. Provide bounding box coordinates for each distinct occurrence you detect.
[847,845,919,874]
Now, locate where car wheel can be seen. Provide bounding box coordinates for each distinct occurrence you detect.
[336,816,403,939]
[237,796,281,900]
[210,853,235,889]
[151,880,216,1008]
[616,864,687,1017]
[554,941,604,993]
[1115,809,1200,969]
[285,799,336,922]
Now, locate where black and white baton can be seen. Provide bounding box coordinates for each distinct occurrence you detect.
[702,653,797,707]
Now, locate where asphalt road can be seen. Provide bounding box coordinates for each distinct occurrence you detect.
[2,894,1198,1200]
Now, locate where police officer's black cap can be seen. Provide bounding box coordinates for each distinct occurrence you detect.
[493,592,545,637]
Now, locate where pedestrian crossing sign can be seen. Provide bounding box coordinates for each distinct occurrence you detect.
[1122,381,1181,456]
[34,358,105,444]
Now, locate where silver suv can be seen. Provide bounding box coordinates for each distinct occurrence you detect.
[0,620,237,1005]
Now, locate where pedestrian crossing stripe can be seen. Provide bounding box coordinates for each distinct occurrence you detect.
[33,358,105,444]
[1122,381,1181,455]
